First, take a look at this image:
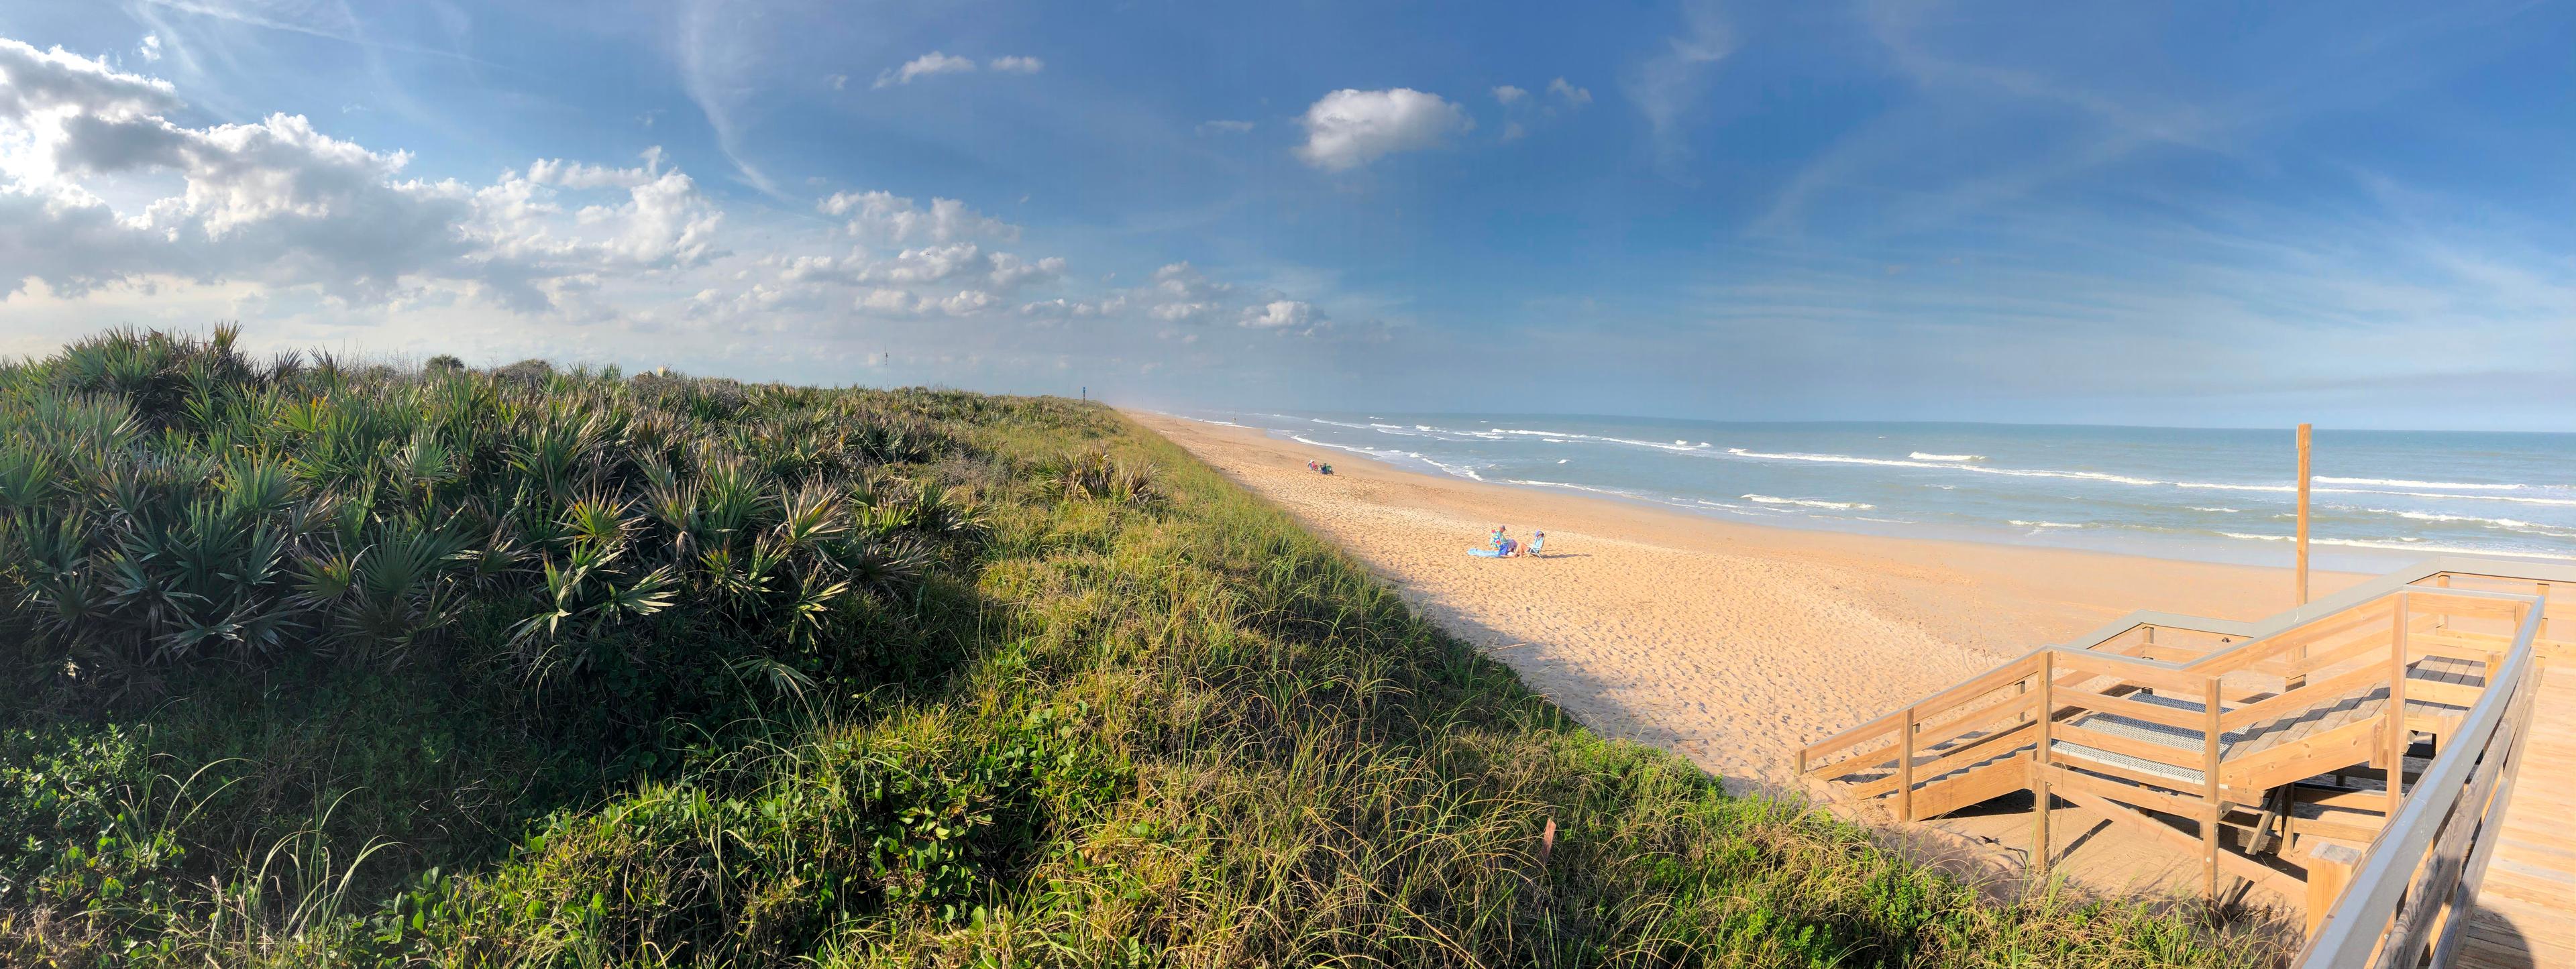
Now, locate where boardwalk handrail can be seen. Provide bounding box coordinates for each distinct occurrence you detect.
[2294,578,2546,968]
[1797,555,2570,962]
[1798,580,2537,777]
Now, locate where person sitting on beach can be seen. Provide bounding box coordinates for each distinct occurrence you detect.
[1320,463,1334,475]
[1489,525,1507,551]
[1307,459,1319,473]
[1520,530,1546,558]
[1495,536,1518,557]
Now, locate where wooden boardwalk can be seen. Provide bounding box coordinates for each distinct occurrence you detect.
[2457,659,2576,969]
[1797,558,2576,967]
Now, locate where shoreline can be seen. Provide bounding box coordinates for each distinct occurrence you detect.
[1136,409,2383,897]
[1176,411,2574,574]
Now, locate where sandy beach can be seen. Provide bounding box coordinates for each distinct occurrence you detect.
[1136,411,2392,899]
[1138,412,2369,788]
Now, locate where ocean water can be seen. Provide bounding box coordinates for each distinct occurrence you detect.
[1179,411,2576,570]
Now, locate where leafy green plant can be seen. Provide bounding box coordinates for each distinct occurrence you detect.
[0,327,2279,968]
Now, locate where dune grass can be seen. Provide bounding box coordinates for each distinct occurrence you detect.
[0,327,2279,966]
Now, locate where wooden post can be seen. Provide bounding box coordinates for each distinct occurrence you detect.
[2203,673,2224,900]
[2296,423,2313,606]
[2540,582,2553,642]
[1897,706,1916,822]
[2304,841,2364,935]
[2032,653,2053,879]
[2387,593,2410,818]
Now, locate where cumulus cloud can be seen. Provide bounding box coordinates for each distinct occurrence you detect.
[856,286,998,316]
[817,190,1018,243]
[0,35,1360,380]
[1240,299,1320,330]
[1547,77,1593,106]
[136,34,162,62]
[987,56,1043,74]
[1492,84,1527,105]
[873,51,977,88]
[0,38,721,310]
[1293,88,1472,171]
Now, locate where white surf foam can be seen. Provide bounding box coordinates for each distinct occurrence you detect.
[2220,532,2576,561]
[1910,452,1987,462]
[1744,494,1876,510]
[2314,476,2524,491]
[1725,447,2163,486]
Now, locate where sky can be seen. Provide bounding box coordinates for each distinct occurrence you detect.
[0,1,2570,431]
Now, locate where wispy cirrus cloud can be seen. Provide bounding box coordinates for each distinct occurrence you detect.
[1624,0,1732,182]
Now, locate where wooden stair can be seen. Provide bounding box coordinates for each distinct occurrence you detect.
[1796,583,2530,904]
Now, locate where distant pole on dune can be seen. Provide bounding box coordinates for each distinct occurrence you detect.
[2296,423,2313,605]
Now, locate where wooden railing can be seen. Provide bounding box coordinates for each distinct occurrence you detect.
[2294,571,2553,969]
[1796,557,2563,933]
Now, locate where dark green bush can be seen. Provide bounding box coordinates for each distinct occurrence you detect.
[0,328,2275,968]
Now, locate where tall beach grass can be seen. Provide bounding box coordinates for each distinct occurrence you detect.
[0,328,2279,966]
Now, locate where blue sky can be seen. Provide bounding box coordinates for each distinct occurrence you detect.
[1,1,2569,429]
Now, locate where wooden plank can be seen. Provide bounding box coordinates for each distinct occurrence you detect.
[2033,651,2053,878]
[2225,716,2387,793]
[2039,762,2206,819]
[2053,689,2210,731]
[2052,784,2301,899]
[2388,599,2409,818]
[1802,654,2040,764]
[1898,705,1915,822]
[2223,661,2385,733]
[1912,692,2035,753]
[1912,754,2034,817]
[2052,721,2206,771]
[2051,650,2208,695]
[1846,721,2035,801]
[2407,679,2483,708]
[2204,675,2224,900]
[2402,589,2536,622]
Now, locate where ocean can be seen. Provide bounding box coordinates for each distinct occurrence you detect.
[1176,411,2576,570]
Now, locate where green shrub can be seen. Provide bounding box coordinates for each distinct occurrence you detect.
[0,327,2276,968]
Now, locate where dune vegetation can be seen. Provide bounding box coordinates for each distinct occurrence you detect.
[0,328,2273,967]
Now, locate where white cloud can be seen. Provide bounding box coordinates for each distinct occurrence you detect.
[874,51,977,89]
[855,286,997,316]
[987,56,1043,74]
[136,34,162,62]
[1627,1,1734,180]
[1492,84,1527,105]
[1293,88,1472,172]
[985,251,1065,288]
[1501,121,1527,142]
[1240,299,1319,330]
[0,34,1367,388]
[1018,294,1128,318]
[1547,77,1593,106]
[1195,119,1254,135]
[817,190,1018,243]
[0,38,720,310]
[1152,261,1231,302]
[826,73,848,91]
